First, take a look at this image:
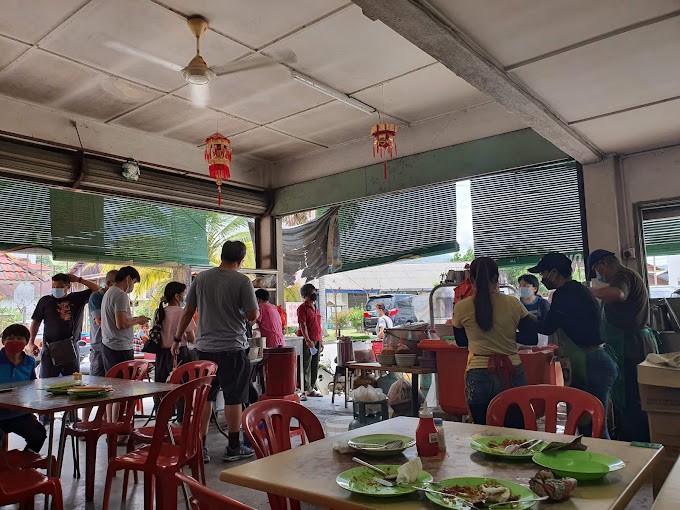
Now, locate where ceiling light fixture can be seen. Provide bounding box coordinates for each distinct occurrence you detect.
[291,71,376,115]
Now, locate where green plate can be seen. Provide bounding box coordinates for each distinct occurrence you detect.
[469,436,546,460]
[532,450,621,481]
[424,477,537,509]
[66,389,112,399]
[46,381,84,395]
[336,465,432,497]
[348,434,416,457]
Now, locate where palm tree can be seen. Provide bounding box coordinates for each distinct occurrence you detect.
[205,213,255,268]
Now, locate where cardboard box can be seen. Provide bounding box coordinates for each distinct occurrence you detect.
[654,451,679,497]
[646,411,680,496]
[637,360,680,413]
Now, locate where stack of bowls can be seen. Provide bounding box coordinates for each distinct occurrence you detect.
[395,353,417,367]
[376,353,395,366]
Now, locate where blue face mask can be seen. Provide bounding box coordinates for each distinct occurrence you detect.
[596,272,608,284]
[51,288,66,299]
[519,287,534,299]
[181,300,186,308]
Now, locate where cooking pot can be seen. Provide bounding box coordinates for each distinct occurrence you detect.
[384,322,430,357]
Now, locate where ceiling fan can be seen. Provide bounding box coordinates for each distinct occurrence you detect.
[106,15,295,107]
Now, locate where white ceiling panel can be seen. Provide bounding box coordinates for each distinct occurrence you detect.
[157,0,349,48]
[0,0,88,43]
[353,64,489,123]
[111,95,256,139]
[511,17,680,122]
[572,99,680,155]
[0,50,159,120]
[229,127,320,160]
[269,101,377,146]
[265,5,435,93]
[428,0,680,67]
[0,36,29,70]
[41,0,249,92]
[178,59,330,124]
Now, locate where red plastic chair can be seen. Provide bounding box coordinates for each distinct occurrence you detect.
[242,400,325,510]
[64,360,151,501]
[102,376,213,510]
[123,361,217,490]
[0,467,63,510]
[176,472,254,510]
[486,384,606,438]
[1,449,57,474]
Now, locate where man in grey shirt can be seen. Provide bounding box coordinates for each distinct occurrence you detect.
[88,269,118,377]
[101,266,149,373]
[174,241,258,463]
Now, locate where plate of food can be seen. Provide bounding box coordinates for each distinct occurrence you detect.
[469,436,546,459]
[423,477,537,509]
[45,380,84,395]
[532,450,622,481]
[336,464,432,497]
[348,434,416,457]
[66,386,113,398]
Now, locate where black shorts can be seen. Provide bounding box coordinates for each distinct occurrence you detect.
[197,350,251,405]
[102,344,134,375]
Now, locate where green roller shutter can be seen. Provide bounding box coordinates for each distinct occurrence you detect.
[642,207,680,256]
[50,189,105,261]
[0,179,52,252]
[471,161,584,266]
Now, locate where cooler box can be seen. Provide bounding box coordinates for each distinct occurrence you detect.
[637,358,680,495]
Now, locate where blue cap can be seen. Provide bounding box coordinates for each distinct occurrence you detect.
[587,249,615,278]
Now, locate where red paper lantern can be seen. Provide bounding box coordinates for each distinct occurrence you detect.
[371,123,397,179]
[204,132,232,206]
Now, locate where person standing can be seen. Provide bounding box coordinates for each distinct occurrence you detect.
[28,272,100,378]
[374,302,393,340]
[88,270,118,377]
[529,252,619,438]
[453,257,537,427]
[255,289,284,348]
[174,241,258,463]
[588,249,657,442]
[100,266,149,373]
[297,283,323,400]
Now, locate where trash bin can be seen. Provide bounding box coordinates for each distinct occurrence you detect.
[261,347,296,396]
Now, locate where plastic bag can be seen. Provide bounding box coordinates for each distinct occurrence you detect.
[352,385,386,402]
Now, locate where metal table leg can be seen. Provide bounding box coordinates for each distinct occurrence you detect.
[43,413,55,510]
[55,411,69,477]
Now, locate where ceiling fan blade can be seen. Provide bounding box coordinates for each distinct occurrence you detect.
[190,83,210,108]
[210,50,297,77]
[104,41,183,72]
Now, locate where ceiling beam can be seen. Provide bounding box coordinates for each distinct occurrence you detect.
[352,0,603,164]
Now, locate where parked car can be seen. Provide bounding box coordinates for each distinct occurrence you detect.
[363,294,420,333]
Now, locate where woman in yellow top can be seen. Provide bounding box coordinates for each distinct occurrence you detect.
[452,257,538,426]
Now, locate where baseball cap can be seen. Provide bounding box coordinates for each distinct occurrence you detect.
[587,249,615,278]
[528,252,573,275]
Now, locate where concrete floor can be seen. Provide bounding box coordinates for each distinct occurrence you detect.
[5,392,653,510]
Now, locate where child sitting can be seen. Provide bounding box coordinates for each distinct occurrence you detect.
[0,324,46,452]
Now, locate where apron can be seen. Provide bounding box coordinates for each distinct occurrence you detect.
[600,306,659,412]
[486,354,516,391]
[554,329,588,390]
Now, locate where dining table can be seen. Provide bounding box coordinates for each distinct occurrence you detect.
[220,416,663,510]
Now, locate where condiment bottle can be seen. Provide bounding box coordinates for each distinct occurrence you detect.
[416,403,439,457]
[434,417,446,452]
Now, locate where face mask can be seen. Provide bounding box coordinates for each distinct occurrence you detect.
[519,287,533,299]
[126,282,134,294]
[310,293,318,302]
[541,271,557,291]
[51,288,66,299]
[181,300,186,308]
[3,340,25,357]
[596,271,608,284]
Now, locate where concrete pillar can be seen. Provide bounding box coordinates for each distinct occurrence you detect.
[582,157,623,257]
[254,215,283,305]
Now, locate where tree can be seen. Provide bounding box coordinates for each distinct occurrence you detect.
[206,213,255,268]
[450,247,475,262]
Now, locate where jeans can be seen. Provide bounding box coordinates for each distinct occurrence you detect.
[302,341,320,392]
[617,356,648,442]
[575,348,618,439]
[465,365,527,428]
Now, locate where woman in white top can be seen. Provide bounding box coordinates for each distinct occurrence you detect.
[154,282,196,420]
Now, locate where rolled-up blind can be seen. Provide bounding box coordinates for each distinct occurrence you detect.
[642,207,680,256]
[0,179,52,251]
[471,161,583,266]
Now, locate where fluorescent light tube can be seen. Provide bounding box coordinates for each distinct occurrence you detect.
[291,71,376,115]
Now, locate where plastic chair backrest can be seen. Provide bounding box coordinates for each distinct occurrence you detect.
[486,384,605,437]
[176,472,254,510]
[168,361,217,384]
[92,360,151,423]
[146,376,213,467]
[242,400,325,458]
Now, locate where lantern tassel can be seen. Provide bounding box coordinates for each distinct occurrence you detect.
[217,185,222,207]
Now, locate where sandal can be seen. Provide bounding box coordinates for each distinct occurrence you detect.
[307,390,323,397]
[299,393,308,401]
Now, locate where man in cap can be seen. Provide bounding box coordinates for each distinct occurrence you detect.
[588,249,657,442]
[528,252,618,438]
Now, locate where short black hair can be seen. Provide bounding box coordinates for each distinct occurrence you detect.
[255,289,270,302]
[115,266,141,283]
[300,283,316,299]
[2,323,30,342]
[52,273,70,285]
[518,274,540,289]
[221,241,247,263]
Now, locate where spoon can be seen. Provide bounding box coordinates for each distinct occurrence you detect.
[351,457,398,480]
[413,486,474,509]
[352,440,404,450]
[504,438,542,454]
[488,496,549,508]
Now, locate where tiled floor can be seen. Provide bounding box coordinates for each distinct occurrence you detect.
[6,394,654,509]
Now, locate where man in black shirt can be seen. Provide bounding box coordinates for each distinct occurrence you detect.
[529,252,618,438]
[29,273,100,378]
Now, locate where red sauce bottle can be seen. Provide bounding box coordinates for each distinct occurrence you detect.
[416,403,439,457]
